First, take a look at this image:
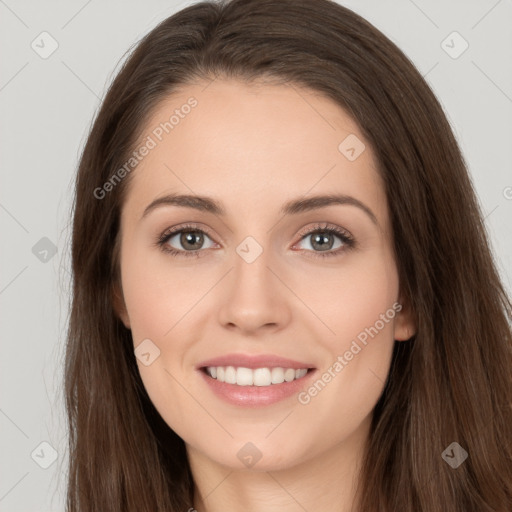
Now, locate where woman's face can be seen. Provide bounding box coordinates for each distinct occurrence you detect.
[114,78,415,472]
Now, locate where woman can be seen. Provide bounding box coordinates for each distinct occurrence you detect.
[64,0,512,510]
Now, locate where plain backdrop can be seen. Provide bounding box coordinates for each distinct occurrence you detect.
[0,0,511,510]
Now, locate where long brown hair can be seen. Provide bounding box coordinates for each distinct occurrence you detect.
[64,0,512,510]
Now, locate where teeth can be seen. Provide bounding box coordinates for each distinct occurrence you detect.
[237,367,254,386]
[271,367,284,384]
[225,366,237,384]
[254,368,271,386]
[205,366,308,386]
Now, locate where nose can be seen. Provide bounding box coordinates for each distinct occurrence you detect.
[217,244,292,335]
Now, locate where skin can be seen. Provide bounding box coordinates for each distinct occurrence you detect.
[113,78,416,512]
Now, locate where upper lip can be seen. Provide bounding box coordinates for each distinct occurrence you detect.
[196,353,315,370]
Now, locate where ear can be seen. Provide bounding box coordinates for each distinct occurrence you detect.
[393,295,416,342]
[112,282,131,329]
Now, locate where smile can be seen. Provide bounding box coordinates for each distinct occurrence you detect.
[203,366,310,386]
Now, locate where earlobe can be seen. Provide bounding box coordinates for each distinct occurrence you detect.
[393,298,416,342]
[112,283,131,329]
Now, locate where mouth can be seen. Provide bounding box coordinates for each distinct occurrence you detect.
[196,353,317,407]
[200,365,314,387]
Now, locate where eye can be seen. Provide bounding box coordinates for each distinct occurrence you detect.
[156,223,217,258]
[293,223,355,259]
[155,222,356,259]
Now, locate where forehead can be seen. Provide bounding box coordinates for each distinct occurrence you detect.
[121,79,387,228]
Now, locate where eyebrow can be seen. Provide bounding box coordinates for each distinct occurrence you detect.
[141,193,378,226]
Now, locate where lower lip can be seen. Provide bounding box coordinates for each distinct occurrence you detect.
[198,368,316,407]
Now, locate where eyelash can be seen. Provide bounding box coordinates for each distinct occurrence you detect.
[155,222,356,260]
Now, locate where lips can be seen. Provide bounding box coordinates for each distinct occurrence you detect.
[196,353,317,407]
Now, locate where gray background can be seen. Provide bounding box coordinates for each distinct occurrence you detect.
[1,0,511,510]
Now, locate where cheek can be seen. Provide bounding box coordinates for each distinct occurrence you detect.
[120,242,205,341]
[120,247,203,436]
[295,246,399,345]
[296,250,399,412]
